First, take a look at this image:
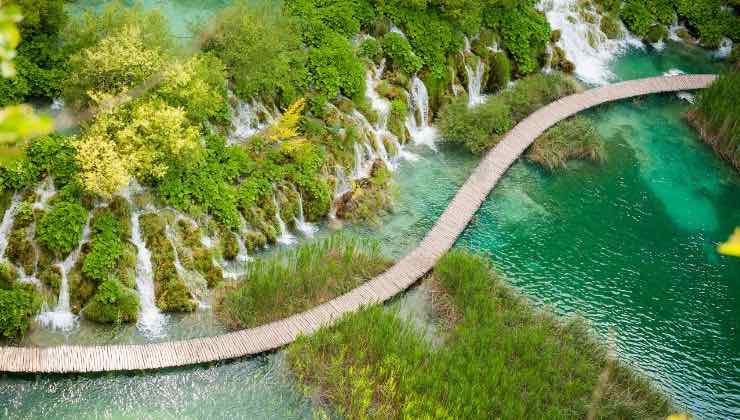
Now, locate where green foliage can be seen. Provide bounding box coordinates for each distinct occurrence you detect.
[500,72,580,121]
[288,249,673,418]
[485,3,551,75]
[36,200,88,257]
[359,36,383,62]
[82,213,123,283]
[307,32,366,101]
[439,97,513,153]
[24,134,78,188]
[527,115,606,171]
[0,261,18,289]
[488,51,511,91]
[82,278,138,324]
[285,0,375,42]
[691,71,740,170]
[388,99,408,140]
[645,24,668,43]
[216,234,390,329]
[381,32,423,75]
[0,283,41,338]
[599,14,623,39]
[204,3,307,107]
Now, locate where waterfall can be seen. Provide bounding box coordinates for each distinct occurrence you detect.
[541,0,641,85]
[273,195,297,246]
[129,209,166,337]
[295,193,318,237]
[390,25,407,39]
[32,177,56,211]
[228,98,274,145]
[0,193,21,258]
[464,55,486,107]
[714,38,733,59]
[406,76,438,149]
[36,217,91,332]
[221,215,251,280]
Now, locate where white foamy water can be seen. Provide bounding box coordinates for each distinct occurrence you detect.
[32,177,56,211]
[228,98,274,145]
[273,195,297,246]
[541,0,642,84]
[294,193,318,237]
[407,76,438,149]
[165,225,208,305]
[36,216,91,332]
[713,37,733,59]
[0,193,21,258]
[129,207,167,338]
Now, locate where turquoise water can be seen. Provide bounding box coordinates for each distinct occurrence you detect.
[2,34,738,419]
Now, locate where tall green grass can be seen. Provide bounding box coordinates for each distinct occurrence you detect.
[527,115,606,171]
[288,249,671,419]
[215,234,391,329]
[439,72,581,153]
[691,71,740,170]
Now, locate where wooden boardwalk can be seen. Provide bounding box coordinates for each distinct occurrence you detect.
[0,74,716,373]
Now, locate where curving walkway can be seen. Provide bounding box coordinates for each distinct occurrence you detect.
[0,74,716,373]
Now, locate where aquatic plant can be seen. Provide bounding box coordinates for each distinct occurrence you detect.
[527,115,606,171]
[288,249,673,418]
[215,234,390,329]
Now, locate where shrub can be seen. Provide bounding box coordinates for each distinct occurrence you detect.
[82,278,139,324]
[620,0,653,37]
[36,201,88,257]
[0,283,41,339]
[25,134,78,188]
[500,72,580,121]
[215,234,390,329]
[82,213,123,283]
[306,32,366,101]
[485,2,550,75]
[439,97,513,153]
[527,116,606,171]
[381,32,423,75]
[359,36,383,62]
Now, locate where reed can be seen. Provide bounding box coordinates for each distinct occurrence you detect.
[527,115,606,171]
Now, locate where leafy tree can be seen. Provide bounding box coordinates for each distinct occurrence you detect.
[306,32,366,101]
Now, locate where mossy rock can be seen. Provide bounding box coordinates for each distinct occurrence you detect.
[12,202,35,230]
[221,230,239,261]
[0,262,18,289]
[108,196,132,240]
[117,242,137,289]
[205,264,223,288]
[244,230,267,251]
[550,29,562,43]
[38,265,61,296]
[600,15,622,39]
[176,219,203,249]
[0,283,42,339]
[0,191,12,216]
[487,52,511,92]
[69,262,97,314]
[82,279,139,324]
[645,25,668,44]
[6,229,36,274]
[335,97,355,113]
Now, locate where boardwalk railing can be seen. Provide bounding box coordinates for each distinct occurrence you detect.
[0,74,716,373]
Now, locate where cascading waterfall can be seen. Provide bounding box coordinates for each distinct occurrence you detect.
[36,217,91,332]
[294,193,318,237]
[0,193,21,258]
[714,38,733,59]
[273,195,297,246]
[120,183,167,337]
[352,142,372,179]
[32,177,56,211]
[406,75,438,149]
[221,215,251,280]
[541,0,641,84]
[462,36,486,106]
[329,166,352,219]
[228,97,274,145]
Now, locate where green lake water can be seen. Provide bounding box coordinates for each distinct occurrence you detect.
[1,16,738,418]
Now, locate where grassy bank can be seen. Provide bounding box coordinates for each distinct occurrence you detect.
[688,72,740,171]
[287,250,671,419]
[527,115,606,171]
[439,72,581,153]
[215,234,391,329]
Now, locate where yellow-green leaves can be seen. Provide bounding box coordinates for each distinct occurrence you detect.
[0,104,53,145]
[0,5,22,78]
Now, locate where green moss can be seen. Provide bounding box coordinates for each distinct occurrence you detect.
[82,279,139,324]
[36,201,88,258]
[645,24,668,43]
[39,265,61,297]
[0,283,42,339]
[388,99,408,142]
[6,229,36,274]
[221,230,239,261]
[244,230,267,252]
[487,52,511,92]
[599,15,623,39]
[69,258,97,314]
[0,262,18,289]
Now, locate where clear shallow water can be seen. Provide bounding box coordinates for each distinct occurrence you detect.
[2,37,738,419]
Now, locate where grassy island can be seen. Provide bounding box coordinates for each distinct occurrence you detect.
[688,72,740,171]
[527,115,606,171]
[288,250,672,419]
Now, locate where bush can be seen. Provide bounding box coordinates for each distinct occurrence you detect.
[439,97,513,153]
[25,134,78,188]
[359,36,383,62]
[381,32,423,75]
[485,2,550,75]
[36,201,88,257]
[620,0,654,37]
[306,32,366,101]
[0,283,41,339]
[500,72,580,121]
[82,278,139,324]
[82,213,123,283]
[527,116,606,171]
[215,234,390,329]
